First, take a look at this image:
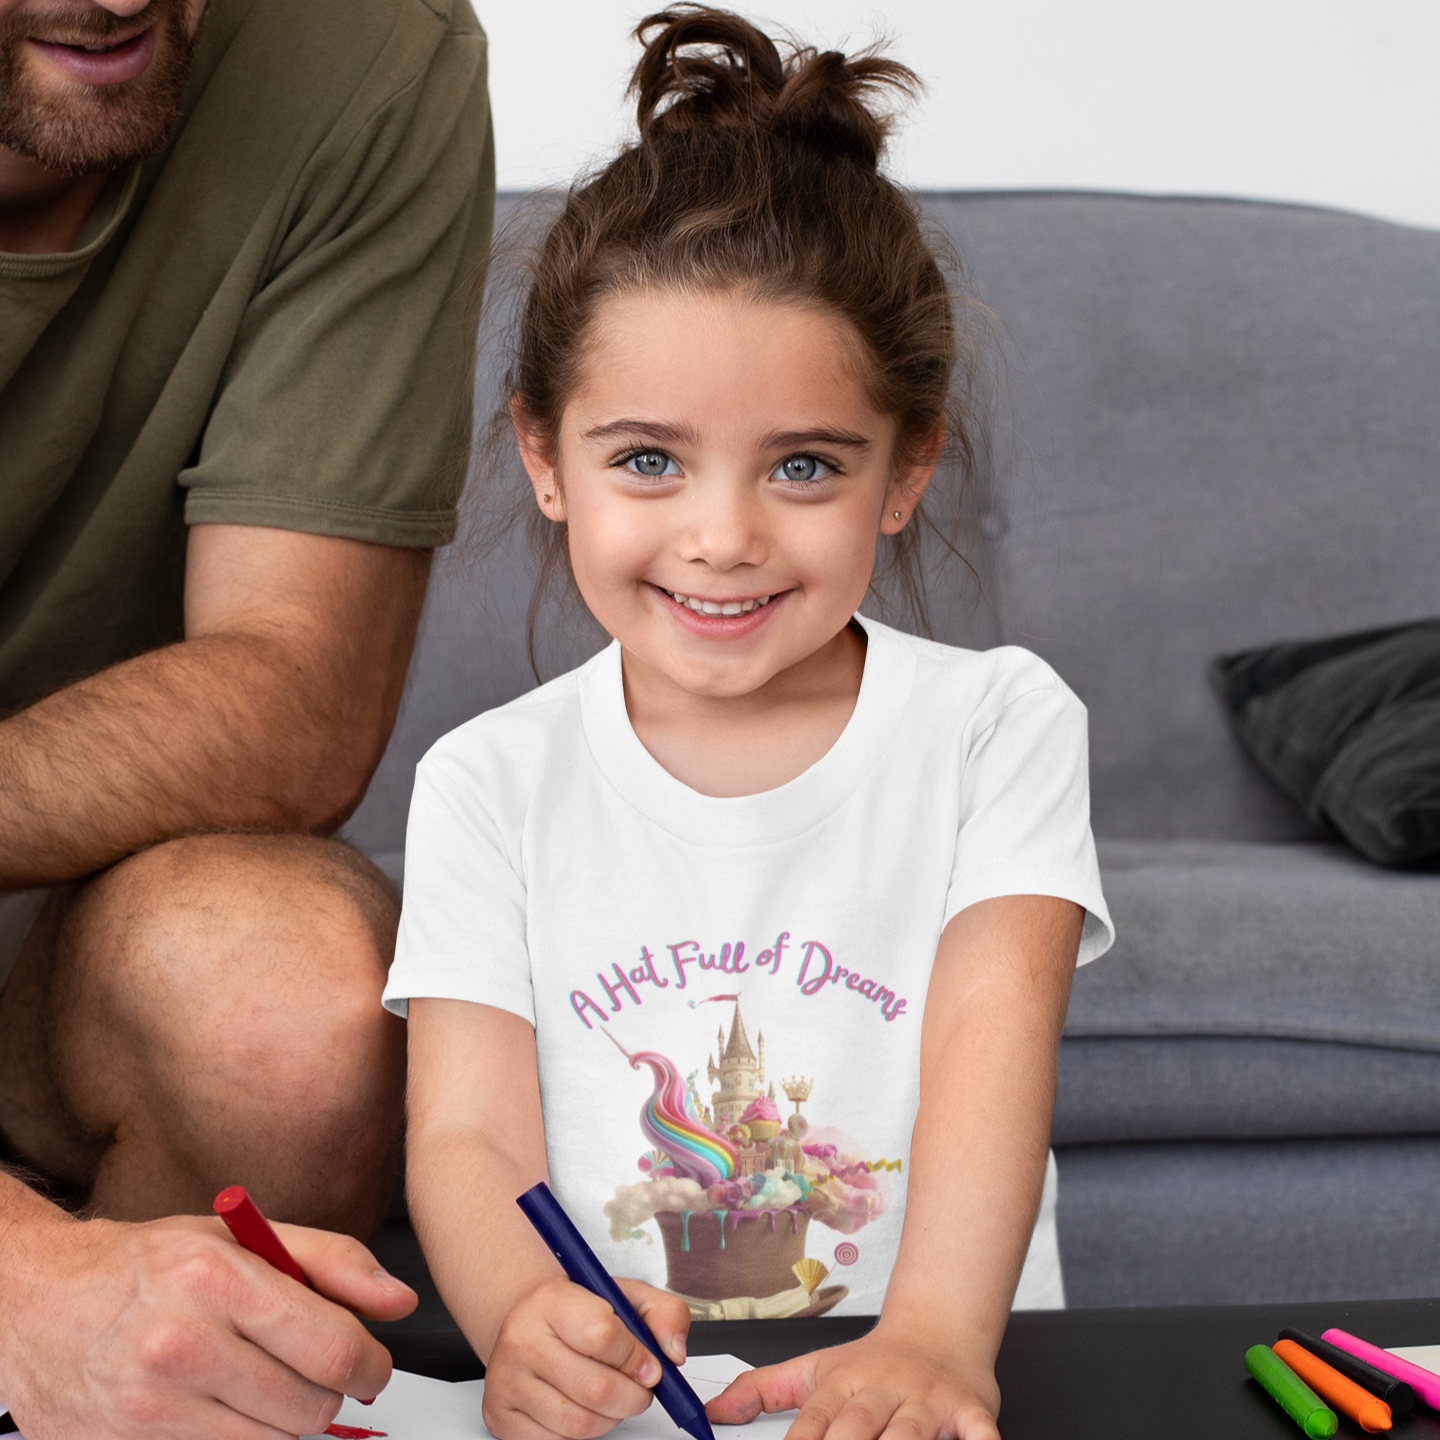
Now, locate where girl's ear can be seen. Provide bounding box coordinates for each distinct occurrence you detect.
[511,397,567,522]
[880,425,945,535]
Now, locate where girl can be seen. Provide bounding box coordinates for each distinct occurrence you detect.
[385,9,1113,1440]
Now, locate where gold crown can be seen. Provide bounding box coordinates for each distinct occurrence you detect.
[781,1075,814,1102]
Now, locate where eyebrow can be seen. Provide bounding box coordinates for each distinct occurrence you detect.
[580,420,875,451]
[759,428,875,452]
[580,419,701,445]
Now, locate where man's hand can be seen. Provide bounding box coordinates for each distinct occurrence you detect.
[0,524,429,888]
[0,1197,417,1440]
[481,1277,690,1440]
[707,1325,1001,1440]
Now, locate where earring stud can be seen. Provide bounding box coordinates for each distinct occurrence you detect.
[543,493,553,503]
[893,510,903,520]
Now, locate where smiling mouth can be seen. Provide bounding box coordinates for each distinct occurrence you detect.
[39,29,148,52]
[662,589,774,616]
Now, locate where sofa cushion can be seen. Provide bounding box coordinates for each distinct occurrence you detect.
[1209,620,1440,865]
[1055,839,1440,1144]
[936,193,1440,842]
[1055,1136,1440,1307]
[1055,1036,1440,1145]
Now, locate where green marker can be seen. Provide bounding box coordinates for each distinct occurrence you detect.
[1245,1345,1338,1437]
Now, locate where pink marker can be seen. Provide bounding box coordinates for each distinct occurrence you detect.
[1322,1329,1440,1411]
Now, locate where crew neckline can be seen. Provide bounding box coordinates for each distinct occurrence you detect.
[0,165,140,280]
[578,614,917,849]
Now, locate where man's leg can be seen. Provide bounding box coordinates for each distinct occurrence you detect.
[0,833,405,1236]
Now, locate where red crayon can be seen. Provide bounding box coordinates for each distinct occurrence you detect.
[213,1186,383,1432]
[214,1185,311,1288]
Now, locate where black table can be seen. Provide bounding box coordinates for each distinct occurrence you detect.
[380,1296,1440,1439]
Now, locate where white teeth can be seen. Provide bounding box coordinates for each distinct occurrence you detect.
[665,589,773,616]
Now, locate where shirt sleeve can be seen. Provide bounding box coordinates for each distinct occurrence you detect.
[383,746,536,1022]
[942,664,1115,966]
[180,4,494,547]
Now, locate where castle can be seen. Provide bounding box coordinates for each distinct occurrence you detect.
[708,1002,766,1127]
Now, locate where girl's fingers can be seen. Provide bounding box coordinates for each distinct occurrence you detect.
[877,1401,1001,1440]
[615,1277,692,1366]
[484,1379,609,1440]
[785,1386,901,1440]
[709,1355,820,1424]
[495,1364,640,1440]
[532,1323,658,1422]
[547,1294,662,1394]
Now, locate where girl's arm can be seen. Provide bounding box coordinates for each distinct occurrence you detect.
[406,998,692,1440]
[708,893,1083,1440]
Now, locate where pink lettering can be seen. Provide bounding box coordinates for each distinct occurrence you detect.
[770,931,789,976]
[597,963,641,1012]
[797,940,833,995]
[794,938,909,1023]
[630,945,667,988]
[667,941,699,988]
[570,991,609,1029]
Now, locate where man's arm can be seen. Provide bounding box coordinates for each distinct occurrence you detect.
[0,523,429,888]
[0,1166,417,1437]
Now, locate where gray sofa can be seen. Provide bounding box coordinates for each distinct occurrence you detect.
[344,190,1440,1312]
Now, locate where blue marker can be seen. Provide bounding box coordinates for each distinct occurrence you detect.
[517,1182,716,1440]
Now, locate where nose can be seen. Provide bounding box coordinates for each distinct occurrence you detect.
[678,477,768,575]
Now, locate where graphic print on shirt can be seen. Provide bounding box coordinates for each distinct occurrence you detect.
[601,999,900,1320]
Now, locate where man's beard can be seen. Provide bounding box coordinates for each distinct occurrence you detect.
[0,1,198,178]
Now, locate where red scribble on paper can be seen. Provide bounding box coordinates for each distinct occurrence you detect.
[325,1426,387,1438]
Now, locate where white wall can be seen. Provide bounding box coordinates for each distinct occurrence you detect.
[483,1,1440,231]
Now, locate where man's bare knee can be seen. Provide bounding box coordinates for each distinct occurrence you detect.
[51,834,396,1057]
[41,834,405,1230]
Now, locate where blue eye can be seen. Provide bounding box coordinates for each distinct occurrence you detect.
[624,450,678,478]
[773,455,833,484]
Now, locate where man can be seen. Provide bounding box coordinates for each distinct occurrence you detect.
[0,0,494,1434]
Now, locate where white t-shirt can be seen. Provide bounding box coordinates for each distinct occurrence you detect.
[386,616,1114,1319]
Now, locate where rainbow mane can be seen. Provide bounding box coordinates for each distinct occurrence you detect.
[630,1050,736,1187]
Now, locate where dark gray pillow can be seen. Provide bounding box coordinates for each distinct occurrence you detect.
[1209,620,1440,866]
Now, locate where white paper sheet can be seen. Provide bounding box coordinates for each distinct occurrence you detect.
[0,1353,781,1440]
[304,1352,793,1440]
[1387,1343,1440,1375]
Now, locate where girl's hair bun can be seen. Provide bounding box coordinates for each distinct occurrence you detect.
[631,4,919,171]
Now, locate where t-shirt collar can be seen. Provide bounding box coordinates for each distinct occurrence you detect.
[578,613,917,848]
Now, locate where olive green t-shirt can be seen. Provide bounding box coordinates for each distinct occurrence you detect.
[0,0,495,713]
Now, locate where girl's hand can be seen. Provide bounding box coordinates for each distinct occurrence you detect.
[482,1275,693,1440]
[707,1325,1002,1440]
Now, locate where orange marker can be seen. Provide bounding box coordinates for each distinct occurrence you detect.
[1275,1339,1392,1433]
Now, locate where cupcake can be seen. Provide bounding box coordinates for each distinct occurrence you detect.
[740,1094,782,1142]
